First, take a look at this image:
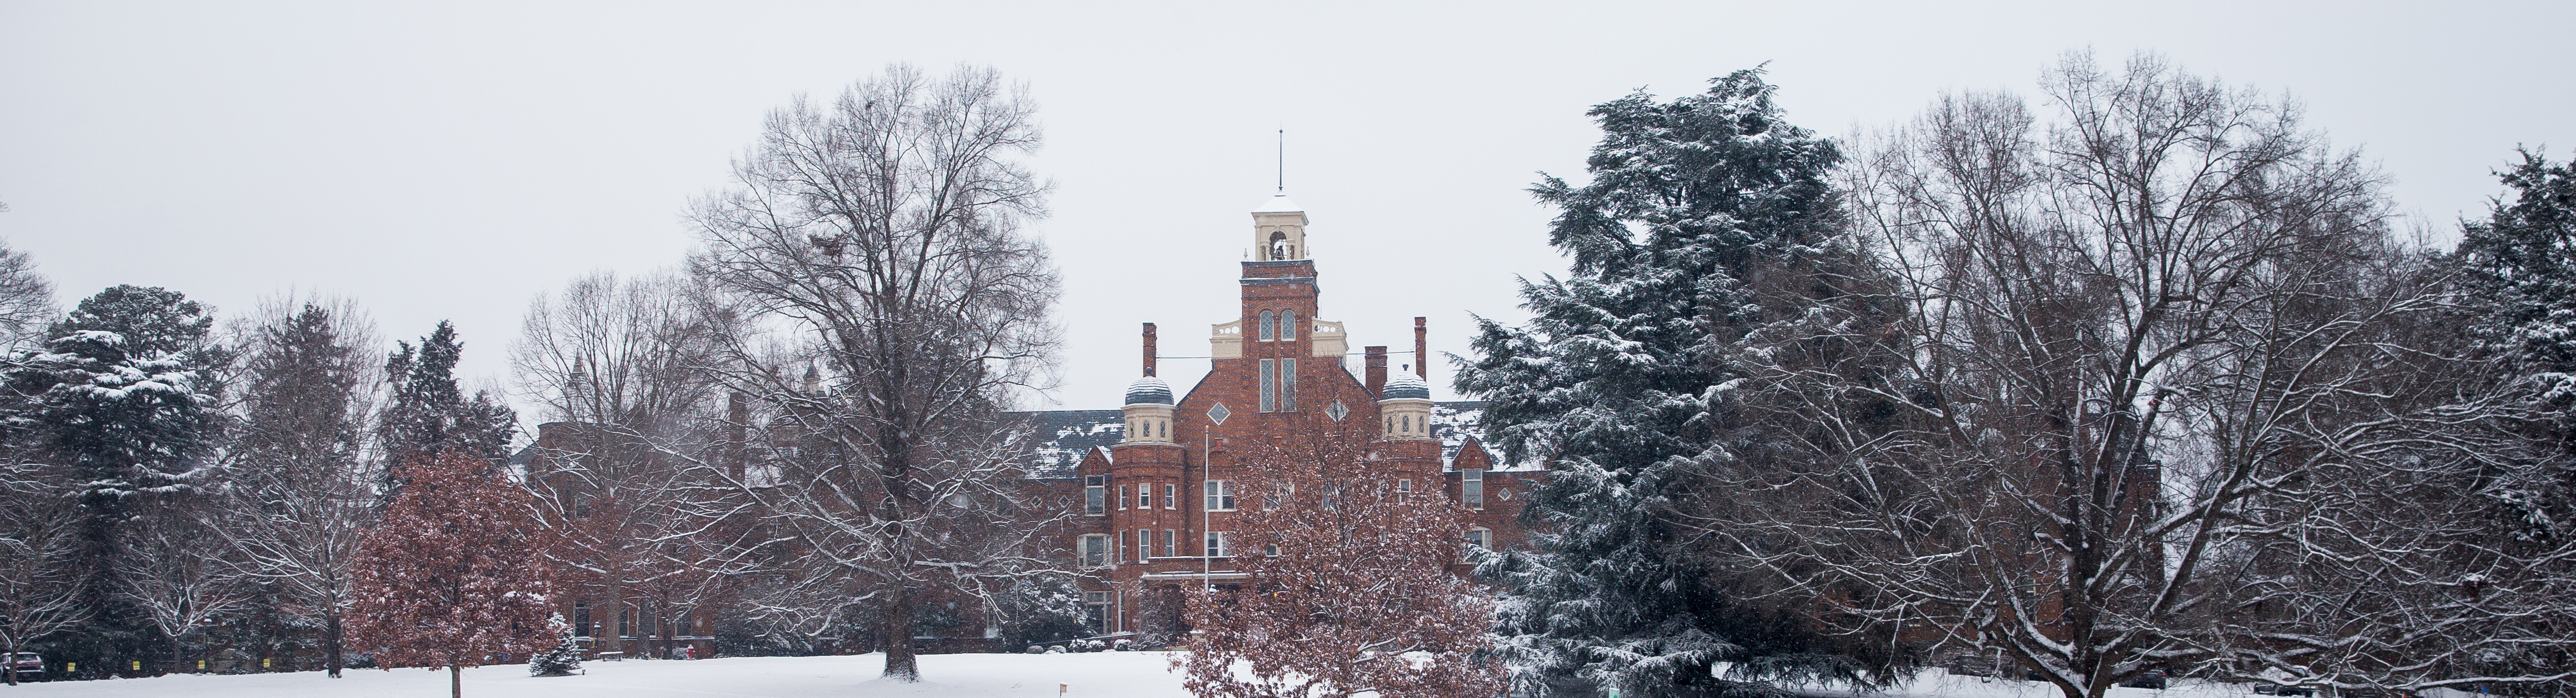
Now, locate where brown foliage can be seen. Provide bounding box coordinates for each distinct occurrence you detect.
[348,452,565,696]
[1177,421,1504,698]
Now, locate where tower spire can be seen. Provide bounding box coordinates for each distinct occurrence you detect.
[1276,128,1284,193]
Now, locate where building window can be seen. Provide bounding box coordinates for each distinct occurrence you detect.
[1466,527,1491,549]
[1205,531,1232,558]
[573,602,592,638]
[1280,310,1297,341]
[573,494,591,519]
[1163,484,1176,509]
[1136,485,1151,510]
[1279,358,1296,412]
[1161,528,1177,557]
[1205,479,1235,511]
[1462,469,1484,510]
[1265,483,1293,510]
[1265,543,1281,556]
[620,607,635,638]
[1080,534,1110,568]
[1082,591,1111,635]
[1084,475,1106,515]
[1259,359,1276,412]
[1118,485,1130,510]
[1258,311,1275,341]
[1135,529,1150,562]
[1396,478,1413,503]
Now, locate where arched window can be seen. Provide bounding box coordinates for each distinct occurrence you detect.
[1280,310,1297,340]
[1268,231,1289,260]
[1258,311,1275,341]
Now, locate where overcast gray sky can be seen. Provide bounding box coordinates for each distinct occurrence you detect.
[4,1,2571,423]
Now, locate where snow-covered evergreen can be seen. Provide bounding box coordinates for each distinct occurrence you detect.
[528,614,582,677]
[1457,68,1899,698]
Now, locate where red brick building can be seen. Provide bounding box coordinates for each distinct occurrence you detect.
[1038,193,1544,637]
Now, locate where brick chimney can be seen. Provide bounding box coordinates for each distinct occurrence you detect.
[1413,316,1428,379]
[1364,345,1388,398]
[1142,322,1158,377]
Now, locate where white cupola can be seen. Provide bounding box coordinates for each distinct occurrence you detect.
[1377,371,1434,440]
[1122,377,1177,444]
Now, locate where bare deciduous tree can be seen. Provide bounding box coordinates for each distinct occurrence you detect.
[685,63,1063,682]
[1706,52,2457,698]
[0,463,86,686]
[0,238,54,349]
[222,296,379,677]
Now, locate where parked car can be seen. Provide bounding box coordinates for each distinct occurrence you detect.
[2125,670,2169,689]
[2254,684,2317,696]
[6,653,43,682]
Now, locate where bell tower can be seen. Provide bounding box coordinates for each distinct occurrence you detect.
[1251,195,1308,261]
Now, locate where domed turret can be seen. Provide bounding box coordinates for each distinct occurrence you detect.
[1379,372,1430,401]
[1124,377,1174,405]
[1122,377,1177,445]
[1378,371,1434,440]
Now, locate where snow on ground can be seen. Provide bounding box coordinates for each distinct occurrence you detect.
[3,655,2464,698]
[2,652,1194,698]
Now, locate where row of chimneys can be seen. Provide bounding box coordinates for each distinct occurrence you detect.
[1137,318,1428,399]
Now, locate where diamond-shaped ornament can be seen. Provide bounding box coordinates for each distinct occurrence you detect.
[1206,402,1231,425]
[1324,400,1348,422]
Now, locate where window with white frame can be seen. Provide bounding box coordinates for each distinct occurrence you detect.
[1118,484,1130,510]
[1163,484,1176,509]
[1136,529,1152,562]
[1135,484,1151,510]
[1466,527,1491,549]
[1160,528,1176,557]
[1258,311,1275,341]
[1204,531,1232,558]
[1205,479,1235,511]
[1079,534,1109,568]
[1084,475,1106,516]
[1461,469,1485,510]
[1396,478,1413,503]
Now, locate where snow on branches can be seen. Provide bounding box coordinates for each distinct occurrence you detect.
[1178,422,1504,698]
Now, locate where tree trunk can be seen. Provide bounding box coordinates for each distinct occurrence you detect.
[882,584,917,682]
[326,610,343,678]
[450,663,462,698]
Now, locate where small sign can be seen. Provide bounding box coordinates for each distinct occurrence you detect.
[132,661,141,671]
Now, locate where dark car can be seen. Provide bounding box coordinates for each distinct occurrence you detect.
[2125,670,2169,689]
[2254,684,2317,696]
[6,653,42,682]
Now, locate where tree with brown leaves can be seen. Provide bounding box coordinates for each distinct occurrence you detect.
[1178,421,1504,698]
[348,452,564,698]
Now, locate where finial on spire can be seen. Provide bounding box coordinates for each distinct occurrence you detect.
[1276,128,1285,194]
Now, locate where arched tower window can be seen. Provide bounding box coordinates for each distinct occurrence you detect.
[1280,310,1297,341]
[1258,311,1275,341]
[1268,231,1289,260]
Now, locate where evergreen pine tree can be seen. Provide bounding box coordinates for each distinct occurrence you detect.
[4,286,224,672]
[528,613,583,677]
[2454,149,2576,541]
[1457,69,1901,697]
[378,321,517,485]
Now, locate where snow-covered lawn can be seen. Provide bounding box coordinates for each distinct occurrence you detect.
[1,652,1194,697]
[1,655,2456,698]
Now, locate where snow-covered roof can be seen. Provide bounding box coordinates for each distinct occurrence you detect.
[1379,372,1431,400]
[1250,194,1303,213]
[1124,377,1175,405]
[1011,409,1123,479]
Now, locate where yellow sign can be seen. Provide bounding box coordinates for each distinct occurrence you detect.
[131,661,141,671]
[198,660,206,671]
[262,658,272,668]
